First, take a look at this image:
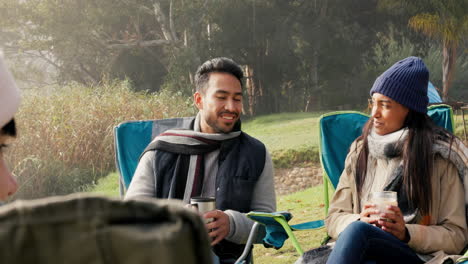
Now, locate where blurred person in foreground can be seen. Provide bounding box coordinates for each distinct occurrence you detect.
[299,57,467,264]
[0,56,20,202]
[0,56,212,264]
[125,57,276,263]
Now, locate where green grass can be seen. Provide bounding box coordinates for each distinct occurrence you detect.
[86,172,120,197]
[243,112,325,153]
[454,112,467,141]
[242,112,326,167]
[252,185,329,264]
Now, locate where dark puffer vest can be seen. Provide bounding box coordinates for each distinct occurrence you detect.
[148,117,266,263]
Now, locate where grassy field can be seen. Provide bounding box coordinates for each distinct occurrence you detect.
[242,112,327,167]
[242,112,325,152]
[454,112,468,142]
[88,173,330,264]
[89,172,120,197]
[252,185,329,264]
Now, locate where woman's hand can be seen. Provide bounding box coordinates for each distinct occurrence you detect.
[359,203,379,225]
[378,205,408,241]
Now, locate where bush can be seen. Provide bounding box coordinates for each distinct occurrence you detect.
[454,114,467,143]
[7,80,194,199]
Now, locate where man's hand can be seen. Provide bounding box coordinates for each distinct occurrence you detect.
[359,203,380,225]
[378,205,407,241]
[204,210,230,246]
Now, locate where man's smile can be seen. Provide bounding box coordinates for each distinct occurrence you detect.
[219,112,238,121]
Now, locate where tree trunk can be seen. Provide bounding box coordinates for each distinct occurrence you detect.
[153,0,177,42]
[245,65,256,116]
[313,47,320,108]
[442,41,457,102]
[309,0,328,110]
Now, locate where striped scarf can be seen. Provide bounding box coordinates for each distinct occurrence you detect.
[146,113,241,203]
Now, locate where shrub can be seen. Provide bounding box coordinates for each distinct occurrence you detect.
[7,80,194,199]
[454,115,467,143]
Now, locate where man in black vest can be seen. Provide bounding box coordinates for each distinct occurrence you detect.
[125,57,276,263]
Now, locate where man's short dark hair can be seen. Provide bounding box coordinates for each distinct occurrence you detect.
[194,57,244,93]
[1,119,16,137]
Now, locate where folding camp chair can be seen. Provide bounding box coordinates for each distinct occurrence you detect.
[321,104,454,213]
[114,117,193,197]
[458,251,468,264]
[237,104,456,263]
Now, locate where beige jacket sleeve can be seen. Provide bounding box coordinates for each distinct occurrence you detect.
[325,142,361,239]
[406,157,467,255]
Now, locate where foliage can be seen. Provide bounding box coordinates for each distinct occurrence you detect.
[378,0,468,101]
[424,46,468,100]
[160,47,199,95]
[407,3,468,45]
[366,26,418,76]
[408,1,468,100]
[365,25,468,102]
[6,80,194,199]
[454,113,468,142]
[1,0,467,115]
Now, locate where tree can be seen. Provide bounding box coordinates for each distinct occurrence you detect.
[379,0,468,101]
[0,0,210,90]
[409,12,468,101]
[3,0,463,112]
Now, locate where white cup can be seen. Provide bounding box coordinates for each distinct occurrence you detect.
[370,191,397,221]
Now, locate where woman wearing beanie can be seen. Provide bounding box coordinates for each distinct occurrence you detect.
[324,57,467,264]
[0,57,20,201]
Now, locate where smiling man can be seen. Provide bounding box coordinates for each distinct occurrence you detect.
[125,57,276,264]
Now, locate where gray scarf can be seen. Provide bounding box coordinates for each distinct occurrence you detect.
[367,129,468,223]
[146,113,241,203]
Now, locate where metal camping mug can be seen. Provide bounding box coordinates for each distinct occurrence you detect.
[190,196,216,223]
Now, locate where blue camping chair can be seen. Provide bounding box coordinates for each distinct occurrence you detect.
[237,104,456,262]
[320,104,454,213]
[115,117,262,263]
[114,117,193,197]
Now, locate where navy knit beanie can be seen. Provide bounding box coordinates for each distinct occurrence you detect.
[370,56,429,113]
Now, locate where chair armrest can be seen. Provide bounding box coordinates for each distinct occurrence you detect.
[246,211,325,254]
[456,249,468,264]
